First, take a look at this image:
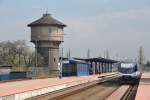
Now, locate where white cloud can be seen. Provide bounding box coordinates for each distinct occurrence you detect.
[63,8,150,59]
[109,8,150,19]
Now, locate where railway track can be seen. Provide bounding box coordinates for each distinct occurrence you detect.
[27,76,139,100]
[121,84,138,100]
[26,74,117,100]
[105,84,139,100]
[27,78,120,100]
[55,81,138,100]
[59,79,120,100]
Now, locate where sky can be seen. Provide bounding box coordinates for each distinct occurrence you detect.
[0,0,150,61]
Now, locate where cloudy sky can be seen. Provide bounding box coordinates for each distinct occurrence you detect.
[0,0,150,60]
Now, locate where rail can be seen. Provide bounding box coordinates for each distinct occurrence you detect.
[26,73,118,100]
[105,84,138,100]
[121,85,138,100]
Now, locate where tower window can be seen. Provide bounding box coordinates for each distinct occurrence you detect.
[54,58,56,62]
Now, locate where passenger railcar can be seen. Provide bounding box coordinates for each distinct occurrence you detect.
[118,62,141,84]
[62,59,90,77]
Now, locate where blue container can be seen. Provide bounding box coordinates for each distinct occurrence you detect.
[0,74,10,80]
[77,63,90,76]
[10,72,27,79]
[62,59,90,77]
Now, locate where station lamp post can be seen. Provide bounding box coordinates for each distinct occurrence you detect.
[59,33,64,79]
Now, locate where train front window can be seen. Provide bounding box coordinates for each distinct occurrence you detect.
[119,68,134,73]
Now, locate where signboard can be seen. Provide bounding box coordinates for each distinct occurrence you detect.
[63,61,69,63]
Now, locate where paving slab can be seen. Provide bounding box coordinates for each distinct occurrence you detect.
[135,72,150,100]
[0,72,116,98]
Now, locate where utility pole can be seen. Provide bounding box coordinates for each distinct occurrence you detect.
[87,48,90,58]
[104,51,106,58]
[138,46,145,71]
[19,49,21,70]
[106,50,110,59]
[59,42,63,79]
[35,40,38,68]
[67,48,71,59]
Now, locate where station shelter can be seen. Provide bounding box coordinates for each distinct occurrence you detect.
[76,57,118,74]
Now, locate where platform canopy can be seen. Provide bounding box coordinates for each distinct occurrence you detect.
[75,57,118,63]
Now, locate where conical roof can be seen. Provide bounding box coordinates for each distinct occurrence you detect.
[28,13,66,27]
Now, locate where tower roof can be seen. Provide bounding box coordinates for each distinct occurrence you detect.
[28,13,66,27]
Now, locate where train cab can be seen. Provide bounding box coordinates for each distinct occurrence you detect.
[118,62,141,84]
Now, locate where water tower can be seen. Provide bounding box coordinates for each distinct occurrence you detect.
[28,13,66,77]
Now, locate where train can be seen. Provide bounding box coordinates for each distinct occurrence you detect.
[118,62,141,84]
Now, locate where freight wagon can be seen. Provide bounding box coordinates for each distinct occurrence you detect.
[62,59,90,77]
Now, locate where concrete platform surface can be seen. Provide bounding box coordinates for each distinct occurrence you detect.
[135,72,150,100]
[0,72,116,99]
[141,72,150,79]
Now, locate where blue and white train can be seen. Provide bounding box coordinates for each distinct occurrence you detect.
[118,62,141,84]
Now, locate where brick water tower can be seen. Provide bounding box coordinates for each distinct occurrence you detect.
[28,13,66,77]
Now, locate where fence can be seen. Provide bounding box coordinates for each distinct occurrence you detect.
[11,67,52,78]
[144,66,150,72]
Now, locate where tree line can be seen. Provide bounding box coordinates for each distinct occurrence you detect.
[0,40,35,68]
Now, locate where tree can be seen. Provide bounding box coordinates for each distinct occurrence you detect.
[0,40,35,68]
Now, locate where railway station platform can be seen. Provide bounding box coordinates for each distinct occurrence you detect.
[0,72,116,100]
[135,72,150,100]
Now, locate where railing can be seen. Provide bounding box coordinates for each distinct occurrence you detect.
[11,67,51,78]
[144,66,150,72]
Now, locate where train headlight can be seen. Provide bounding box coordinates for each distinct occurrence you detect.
[132,73,136,76]
[132,72,138,77]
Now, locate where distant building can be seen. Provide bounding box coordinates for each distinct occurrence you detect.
[28,13,66,77]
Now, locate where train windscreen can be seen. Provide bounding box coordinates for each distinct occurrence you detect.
[119,63,137,74]
[119,67,134,74]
